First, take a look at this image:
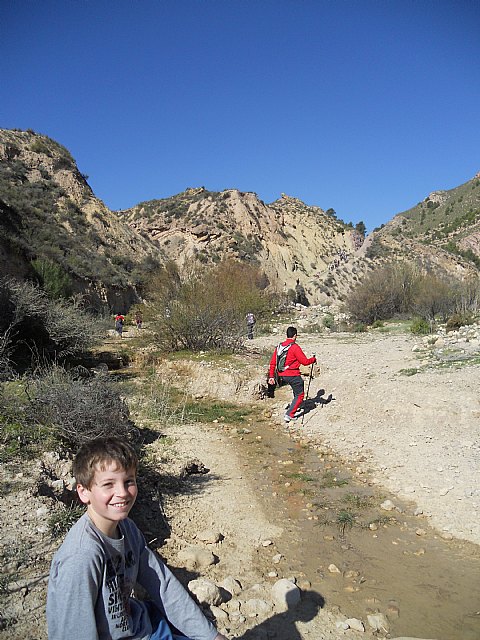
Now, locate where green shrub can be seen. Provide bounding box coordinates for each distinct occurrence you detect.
[371,320,384,328]
[48,504,85,538]
[410,317,430,335]
[31,257,73,299]
[352,323,367,333]
[322,314,335,330]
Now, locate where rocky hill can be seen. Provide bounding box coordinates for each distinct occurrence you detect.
[365,173,480,281]
[0,129,162,311]
[1,128,479,311]
[117,188,368,305]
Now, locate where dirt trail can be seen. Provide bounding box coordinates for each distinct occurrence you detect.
[268,331,480,545]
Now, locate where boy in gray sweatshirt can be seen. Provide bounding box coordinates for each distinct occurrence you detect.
[46,437,228,640]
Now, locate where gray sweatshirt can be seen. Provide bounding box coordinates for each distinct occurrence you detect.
[46,514,218,640]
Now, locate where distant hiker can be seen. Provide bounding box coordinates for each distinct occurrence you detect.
[135,311,143,330]
[245,312,256,339]
[268,326,316,423]
[114,313,125,337]
[46,437,228,640]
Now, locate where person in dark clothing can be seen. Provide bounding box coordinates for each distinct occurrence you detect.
[245,312,256,339]
[268,326,316,423]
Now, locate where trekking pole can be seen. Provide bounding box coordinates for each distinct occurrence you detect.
[301,356,315,425]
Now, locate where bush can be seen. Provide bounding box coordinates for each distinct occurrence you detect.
[0,382,54,461]
[27,366,137,449]
[31,257,73,299]
[322,314,335,330]
[410,318,430,335]
[445,313,474,331]
[352,323,367,333]
[411,274,455,322]
[346,263,418,324]
[0,278,104,372]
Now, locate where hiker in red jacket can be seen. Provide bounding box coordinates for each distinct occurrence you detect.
[268,326,316,423]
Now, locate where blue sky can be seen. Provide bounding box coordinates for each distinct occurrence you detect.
[2,1,479,231]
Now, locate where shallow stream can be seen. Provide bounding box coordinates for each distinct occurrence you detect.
[233,418,480,640]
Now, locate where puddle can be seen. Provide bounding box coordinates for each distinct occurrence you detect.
[232,419,480,640]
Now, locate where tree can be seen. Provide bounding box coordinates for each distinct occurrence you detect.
[411,275,455,322]
[355,221,366,236]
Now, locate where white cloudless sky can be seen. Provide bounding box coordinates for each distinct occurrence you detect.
[1,0,479,231]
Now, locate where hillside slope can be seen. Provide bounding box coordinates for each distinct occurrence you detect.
[0,129,162,310]
[365,173,480,281]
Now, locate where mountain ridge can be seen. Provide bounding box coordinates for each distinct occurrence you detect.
[1,128,478,311]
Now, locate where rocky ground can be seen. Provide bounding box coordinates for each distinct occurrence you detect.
[1,315,479,640]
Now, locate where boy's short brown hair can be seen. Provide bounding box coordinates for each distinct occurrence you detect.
[73,437,138,488]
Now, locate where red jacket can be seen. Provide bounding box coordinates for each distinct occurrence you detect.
[269,338,315,378]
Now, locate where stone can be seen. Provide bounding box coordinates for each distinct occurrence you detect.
[195,529,223,544]
[225,598,241,613]
[188,578,222,606]
[367,612,389,632]
[210,605,228,622]
[345,617,365,631]
[328,563,341,574]
[221,576,242,596]
[386,603,400,618]
[271,578,301,611]
[177,547,215,570]
[380,499,396,511]
[242,598,272,618]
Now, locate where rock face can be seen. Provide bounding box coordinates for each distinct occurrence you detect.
[118,188,368,305]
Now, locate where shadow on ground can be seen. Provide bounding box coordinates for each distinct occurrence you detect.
[236,590,325,639]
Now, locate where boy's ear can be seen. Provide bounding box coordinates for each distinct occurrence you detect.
[77,483,91,505]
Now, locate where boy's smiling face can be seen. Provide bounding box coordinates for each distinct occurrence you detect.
[77,461,138,538]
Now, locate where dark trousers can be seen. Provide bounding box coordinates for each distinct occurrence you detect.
[281,375,304,417]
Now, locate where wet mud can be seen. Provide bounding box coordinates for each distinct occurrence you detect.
[232,418,480,640]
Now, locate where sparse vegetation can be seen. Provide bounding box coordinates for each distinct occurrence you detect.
[319,471,349,488]
[336,510,356,535]
[48,503,85,538]
[0,278,105,375]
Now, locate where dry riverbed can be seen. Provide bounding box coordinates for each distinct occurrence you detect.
[1,322,479,639]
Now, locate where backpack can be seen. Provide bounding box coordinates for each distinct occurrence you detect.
[246,313,255,324]
[274,343,292,385]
